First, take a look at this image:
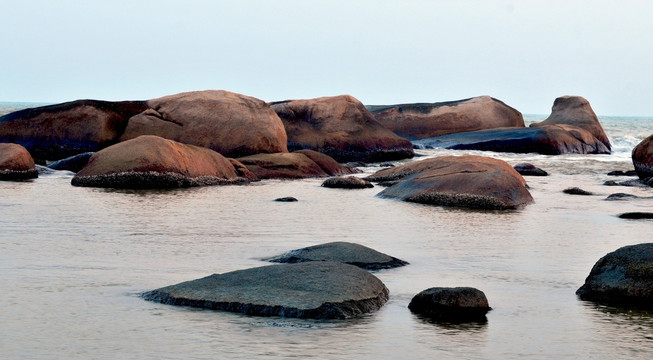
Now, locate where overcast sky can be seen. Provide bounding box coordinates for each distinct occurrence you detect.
[1,0,652,116]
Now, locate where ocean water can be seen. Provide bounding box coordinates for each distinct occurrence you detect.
[1,105,653,359]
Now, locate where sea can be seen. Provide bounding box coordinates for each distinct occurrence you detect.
[1,103,653,359]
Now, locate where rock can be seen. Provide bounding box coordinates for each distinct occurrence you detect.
[408,287,491,322]
[236,152,356,179]
[322,176,374,189]
[274,197,298,202]
[142,261,389,319]
[227,159,259,181]
[120,90,288,158]
[530,96,611,151]
[367,155,533,210]
[47,152,94,172]
[607,170,638,176]
[563,187,593,195]
[265,242,408,270]
[0,100,148,161]
[294,149,361,176]
[603,179,648,187]
[0,143,38,180]
[270,95,414,162]
[632,133,653,179]
[618,212,653,219]
[413,126,611,155]
[71,135,247,189]
[605,193,641,201]
[576,243,653,308]
[513,163,548,176]
[368,96,524,140]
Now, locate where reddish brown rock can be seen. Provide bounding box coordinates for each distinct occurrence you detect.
[0,143,38,180]
[72,135,248,188]
[0,100,148,160]
[120,90,288,158]
[237,151,357,179]
[294,149,361,176]
[367,155,533,210]
[530,96,611,151]
[632,133,653,179]
[368,96,525,140]
[270,95,414,162]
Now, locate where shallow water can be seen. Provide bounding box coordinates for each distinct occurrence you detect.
[2,109,653,359]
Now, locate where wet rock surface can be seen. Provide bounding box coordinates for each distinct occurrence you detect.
[47,152,94,172]
[0,143,38,180]
[322,176,374,189]
[513,163,548,176]
[563,187,593,195]
[265,241,408,270]
[408,287,491,322]
[142,261,390,319]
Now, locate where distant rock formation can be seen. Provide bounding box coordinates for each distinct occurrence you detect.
[270,95,414,162]
[142,261,389,319]
[0,143,38,180]
[366,155,534,210]
[72,135,250,188]
[368,96,525,140]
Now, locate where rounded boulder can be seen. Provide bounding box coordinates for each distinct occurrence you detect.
[0,143,38,180]
[408,287,491,322]
[632,133,653,179]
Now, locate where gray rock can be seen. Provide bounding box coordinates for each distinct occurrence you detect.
[408,287,491,322]
[577,243,653,309]
[607,170,638,176]
[142,261,389,319]
[513,163,548,176]
[603,179,649,187]
[47,152,94,172]
[563,187,593,195]
[605,193,641,201]
[321,176,374,189]
[265,241,408,270]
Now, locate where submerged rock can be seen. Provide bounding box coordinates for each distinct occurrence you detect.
[0,143,38,180]
[632,133,653,179]
[577,243,653,308]
[607,170,638,177]
[618,212,653,220]
[142,261,389,319]
[368,96,524,140]
[408,287,491,322]
[270,95,414,162]
[236,152,357,180]
[47,152,94,172]
[274,197,298,202]
[605,193,641,201]
[513,163,548,176]
[120,90,288,158]
[265,241,408,270]
[0,100,149,161]
[72,135,248,189]
[367,155,533,210]
[321,176,374,189]
[563,187,593,195]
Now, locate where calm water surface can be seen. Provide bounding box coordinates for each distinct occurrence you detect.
[1,109,653,359]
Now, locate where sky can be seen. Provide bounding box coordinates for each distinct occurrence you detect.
[1,0,652,116]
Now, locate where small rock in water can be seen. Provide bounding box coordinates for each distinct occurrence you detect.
[605,193,640,201]
[618,212,653,219]
[408,287,491,322]
[604,179,648,187]
[513,163,548,176]
[607,170,638,176]
[321,176,374,189]
[274,197,298,202]
[563,187,593,195]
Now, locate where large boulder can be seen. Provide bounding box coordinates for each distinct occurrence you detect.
[72,135,248,188]
[120,90,288,158]
[236,151,357,179]
[576,243,653,309]
[414,125,611,155]
[0,100,148,160]
[0,143,38,180]
[142,261,389,319]
[408,287,491,321]
[530,95,610,150]
[632,133,653,179]
[270,95,414,162]
[265,241,408,270]
[368,96,525,140]
[367,155,533,210]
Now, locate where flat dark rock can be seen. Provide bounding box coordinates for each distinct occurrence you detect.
[605,193,641,201]
[618,212,653,219]
[408,287,491,322]
[47,152,94,172]
[265,241,408,270]
[607,170,638,176]
[513,163,548,176]
[577,243,653,309]
[142,261,389,319]
[563,187,593,195]
[274,197,298,202]
[321,176,374,189]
